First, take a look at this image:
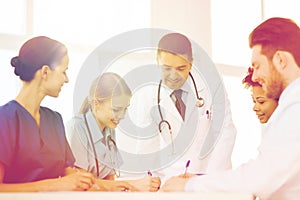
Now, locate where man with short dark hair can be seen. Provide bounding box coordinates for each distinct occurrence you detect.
[128,32,236,184]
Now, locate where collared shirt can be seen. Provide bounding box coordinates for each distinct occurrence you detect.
[278,77,300,105]
[185,77,300,200]
[127,71,236,183]
[164,80,189,104]
[66,111,122,178]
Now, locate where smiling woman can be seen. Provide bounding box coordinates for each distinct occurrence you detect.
[242,67,278,123]
[66,73,161,191]
[0,36,96,192]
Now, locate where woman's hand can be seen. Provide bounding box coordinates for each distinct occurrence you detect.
[160,176,189,192]
[44,171,95,191]
[92,180,137,192]
[126,176,161,192]
[0,164,95,192]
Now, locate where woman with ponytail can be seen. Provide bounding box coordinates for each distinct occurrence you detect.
[67,72,161,192]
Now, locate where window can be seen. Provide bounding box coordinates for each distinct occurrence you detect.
[33,0,151,46]
[211,0,300,167]
[264,0,300,24]
[0,0,26,35]
[1,0,151,121]
[211,0,300,67]
[211,0,262,67]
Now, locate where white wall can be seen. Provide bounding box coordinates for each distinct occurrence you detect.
[0,0,263,169]
[151,0,212,56]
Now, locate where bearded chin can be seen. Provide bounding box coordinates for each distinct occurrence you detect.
[266,66,284,100]
[266,81,283,100]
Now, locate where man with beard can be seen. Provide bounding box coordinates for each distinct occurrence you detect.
[161,17,300,200]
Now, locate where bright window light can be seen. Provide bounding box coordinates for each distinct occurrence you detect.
[0,0,26,34]
[33,0,151,46]
[211,0,261,67]
[264,0,300,24]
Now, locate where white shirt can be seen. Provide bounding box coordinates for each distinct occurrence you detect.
[121,70,236,183]
[186,77,300,200]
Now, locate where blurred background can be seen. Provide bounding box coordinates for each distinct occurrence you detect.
[1,0,299,169]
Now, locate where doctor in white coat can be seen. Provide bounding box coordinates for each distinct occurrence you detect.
[128,33,236,183]
[161,17,300,200]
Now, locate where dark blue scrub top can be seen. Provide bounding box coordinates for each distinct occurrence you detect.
[0,100,75,183]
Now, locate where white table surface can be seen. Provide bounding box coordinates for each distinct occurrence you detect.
[0,192,254,200]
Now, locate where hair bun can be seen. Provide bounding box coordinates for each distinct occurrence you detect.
[11,56,22,76]
[11,56,20,68]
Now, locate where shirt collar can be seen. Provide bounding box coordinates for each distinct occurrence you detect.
[85,110,116,143]
[163,77,192,96]
[279,76,300,104]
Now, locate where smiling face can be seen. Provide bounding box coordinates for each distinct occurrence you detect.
[93,95,131,131]
[251,45,284,100]
[252,86,278,123]
[158,51,192,90]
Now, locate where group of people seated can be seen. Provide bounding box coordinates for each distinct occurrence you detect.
[1,17,300,200]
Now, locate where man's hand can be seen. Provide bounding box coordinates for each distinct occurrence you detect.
[160,176,190,192]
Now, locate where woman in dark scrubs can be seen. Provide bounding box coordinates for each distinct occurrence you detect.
[0,36,95,192]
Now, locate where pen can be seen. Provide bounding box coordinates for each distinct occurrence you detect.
[147,170,152,176]
[183,160,190,177]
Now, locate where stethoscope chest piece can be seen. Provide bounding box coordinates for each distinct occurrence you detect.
[196,97,204,107]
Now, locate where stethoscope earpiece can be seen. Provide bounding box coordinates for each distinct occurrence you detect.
[196,97,204,107]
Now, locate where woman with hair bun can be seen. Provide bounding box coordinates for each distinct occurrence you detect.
[0,36,95,192]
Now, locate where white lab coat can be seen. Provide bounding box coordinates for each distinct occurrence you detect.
[121,69,236,183]
[185,77,300,200]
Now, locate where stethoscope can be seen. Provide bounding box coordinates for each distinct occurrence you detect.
[83,113,120,178]
[157,72,204,152]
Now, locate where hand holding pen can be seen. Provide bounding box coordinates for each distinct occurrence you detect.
[52,166,96,191]
[65,164,100,190]
[183,160,190,178]
[180,160,205,178]
[125,170,161,192]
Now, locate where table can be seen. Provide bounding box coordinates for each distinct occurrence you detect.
[0,192,254,200]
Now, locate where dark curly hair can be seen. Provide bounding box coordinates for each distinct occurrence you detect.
[242,67,262,89]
